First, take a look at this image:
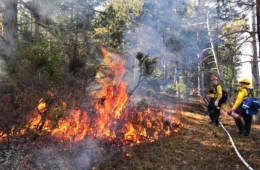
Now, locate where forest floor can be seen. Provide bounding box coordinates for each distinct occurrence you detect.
[1,92,260,170]
[100,94,260,170]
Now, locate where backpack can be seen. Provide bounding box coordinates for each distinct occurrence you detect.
[215,84,228,104]
[242,88,260,115]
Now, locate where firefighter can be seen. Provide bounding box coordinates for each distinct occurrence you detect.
[207,75,222,126]
[228,78,255,136]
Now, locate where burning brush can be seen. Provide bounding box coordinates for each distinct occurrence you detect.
[163,118,181,132]
[1,47,183,146]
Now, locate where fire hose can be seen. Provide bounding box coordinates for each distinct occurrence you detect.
[219,121,254,170]
[202,97,254,170]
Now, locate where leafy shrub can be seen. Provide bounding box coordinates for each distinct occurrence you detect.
[165,84,176,94]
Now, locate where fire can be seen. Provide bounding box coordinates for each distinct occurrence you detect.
[51,109,90,142]
[0,47,182,145]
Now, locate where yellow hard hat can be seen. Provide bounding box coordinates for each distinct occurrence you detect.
[239,78,250,84]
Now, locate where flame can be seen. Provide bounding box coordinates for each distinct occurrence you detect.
[51,109,89,142]
[0,47,182,145]
[94,47,128,138]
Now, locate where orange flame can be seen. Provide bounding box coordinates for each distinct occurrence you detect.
[94,47,128,138]
[0,47,182,145]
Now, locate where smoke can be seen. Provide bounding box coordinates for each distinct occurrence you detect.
[23,0,104,22]
[121,1,184,93]
[124,25,165,56]
[121,0,213,99]
[19,138,114,170]
[37,1,59,17]
[71,138,101,170]
[123,0,186,58]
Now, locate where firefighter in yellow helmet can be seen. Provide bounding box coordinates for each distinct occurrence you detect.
[228,78,255,136]
[207,75,223,126]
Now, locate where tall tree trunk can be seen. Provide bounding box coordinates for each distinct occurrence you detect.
[256,0,260,58]
[175,61,180,97]
[207,10,222,83]
[1,0,18,64]
[196,0,204,97]
[231,54,235,100]
[198,48,211,97]
[163,59,166,83]
[197,53,204,96]
[252,0,259,93]
[253,0,260,123]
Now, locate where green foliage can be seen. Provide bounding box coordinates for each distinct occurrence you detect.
[165,84,176,94]
[177,76,186,98]
[136,52,158,77]
[128,52,158,96]
[110,0,143,27]
[93,5,123,48]
[152,67,163,81]
[93,1,143,49]
[0,37,65,138]
[217,19,243,84]
[16,39,63,86]
[186,0,198,17]
[145,68,163,92]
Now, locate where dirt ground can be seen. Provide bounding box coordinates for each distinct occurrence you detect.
[100,97,260,170]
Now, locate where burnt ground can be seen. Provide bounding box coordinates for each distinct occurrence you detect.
[1,93,260,170]
[100,95,260,170]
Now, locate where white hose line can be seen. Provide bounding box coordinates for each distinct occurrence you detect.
[219,121,254,170]
[200,100,253,169]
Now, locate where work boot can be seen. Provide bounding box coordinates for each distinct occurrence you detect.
[214,120,219,126]
[244,131,249,136]
[238,130,246,135]
[238,131,243,135]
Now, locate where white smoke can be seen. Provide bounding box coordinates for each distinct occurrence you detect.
[19,138,110,170]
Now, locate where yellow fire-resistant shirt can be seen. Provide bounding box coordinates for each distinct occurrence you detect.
[232,85,256,110]
[209,84,222,101]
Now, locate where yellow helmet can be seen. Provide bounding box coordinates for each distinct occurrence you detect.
[239,78,250,84]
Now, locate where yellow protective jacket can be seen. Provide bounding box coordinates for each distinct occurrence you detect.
[232,85,256,109]
[209,84,222,101]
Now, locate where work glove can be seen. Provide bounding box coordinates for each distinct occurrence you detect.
[214,100,219,107]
